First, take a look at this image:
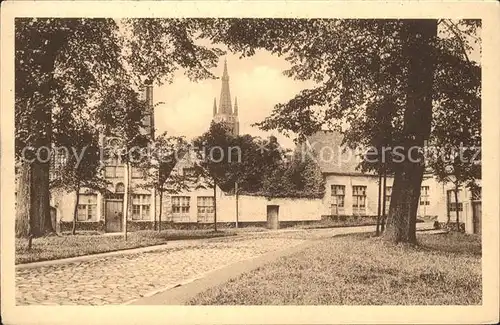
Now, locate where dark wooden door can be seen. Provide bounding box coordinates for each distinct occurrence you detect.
[105,200,123,233]
[267,205,279,230]
[472,201,481,235]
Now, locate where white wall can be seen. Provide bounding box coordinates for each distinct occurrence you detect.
[217,194,322,223]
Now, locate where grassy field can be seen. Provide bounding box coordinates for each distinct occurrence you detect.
[16,229,235,264]
[189,232,481,305]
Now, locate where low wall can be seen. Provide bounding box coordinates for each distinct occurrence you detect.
[217,194,323,223]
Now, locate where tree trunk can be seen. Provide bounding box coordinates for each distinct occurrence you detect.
[72,185,80,235]
[16,33,61,237]
[15,161,32,238]
[381,166,387,232]
[213,179,217,232]
[31,160,53,236]
[454,185,460,231]
[124,161,130,240]
[376,170,382,236]
[153,188,157,231]
[235,182,239,229]
[383,19,437,244]
[158,191,163,232]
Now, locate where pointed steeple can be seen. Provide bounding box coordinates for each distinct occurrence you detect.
[218,58,232,115]
[233,97,238,116]
[213,98,217,117]
[222,58,229,80]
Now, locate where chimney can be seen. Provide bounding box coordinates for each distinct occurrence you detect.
[144,79,154,138]
[145,79,153,110]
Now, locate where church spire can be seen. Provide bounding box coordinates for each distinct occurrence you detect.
[213,98,217,117]
[218,58,232,115]
[234,97,238,116]
[222,58,229,80]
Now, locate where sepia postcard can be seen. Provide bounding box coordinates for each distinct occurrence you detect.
[1,1,499,324]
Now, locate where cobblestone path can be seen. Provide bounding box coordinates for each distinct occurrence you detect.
[16,237,306,305]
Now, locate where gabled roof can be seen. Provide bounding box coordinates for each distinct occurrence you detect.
[305,131,367,175]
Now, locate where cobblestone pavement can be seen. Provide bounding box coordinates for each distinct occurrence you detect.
[16,223,434,305]
[16,237,307,305]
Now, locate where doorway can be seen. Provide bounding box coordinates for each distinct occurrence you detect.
[266,205,280,230]
[105,196,123,233]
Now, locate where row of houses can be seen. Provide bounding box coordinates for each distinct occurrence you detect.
[51,129,482,235]
[49,60,482,235]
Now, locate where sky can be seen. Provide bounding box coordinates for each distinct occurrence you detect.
[149,21,480,150]
[152,50,313,149]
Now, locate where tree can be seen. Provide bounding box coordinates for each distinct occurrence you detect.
[265,145,325,199]
[50,111,108,235]
[427,85,481,230]
[200,18,480,243]
[193,122,237,231]
[138,133,192,231]
[15,18,224,238]
[97,83,151,240]
[15,18,126,237]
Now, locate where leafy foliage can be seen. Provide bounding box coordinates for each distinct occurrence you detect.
[137,132,194,195]
[193,122,324,199]
[14,18,227,237]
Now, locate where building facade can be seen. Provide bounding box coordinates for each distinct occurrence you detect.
[52,61,239,232]
[50,61,481,234]
[307,130,481,234]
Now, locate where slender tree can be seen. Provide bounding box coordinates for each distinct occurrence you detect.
[138,133,193,232]
[97,84,151,240]
[50,112,108,235]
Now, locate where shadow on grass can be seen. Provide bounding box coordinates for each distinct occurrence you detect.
[416,232,481,256]
[337,231,481,257]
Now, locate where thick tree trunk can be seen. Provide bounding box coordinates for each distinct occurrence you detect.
[383,19,437,244]
[384,162,424,243]
[16,30,66,237]
[15,162,32,238]
[376,171,382,236]
[72,185,80,235]
[31,160,53,236]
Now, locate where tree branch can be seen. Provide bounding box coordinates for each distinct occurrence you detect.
[442,20,471,64]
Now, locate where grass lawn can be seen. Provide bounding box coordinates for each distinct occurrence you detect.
[16,229,235,264]
[189,232,481,305]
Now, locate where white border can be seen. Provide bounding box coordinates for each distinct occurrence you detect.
[1,1,499,324]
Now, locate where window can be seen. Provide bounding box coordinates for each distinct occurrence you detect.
[352,186,367,215]
[385,186,392,203]
[447,189,463,212]
[77,194,98,221]
[384,186,392,213]
[172,196,190,221]
[420,186,430,206]
[131,194,151,220]
[105,156,124,178]
[330,185,345,215]
[49,150,68,182]
[115,183,125,193]
[197,196,214,223]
